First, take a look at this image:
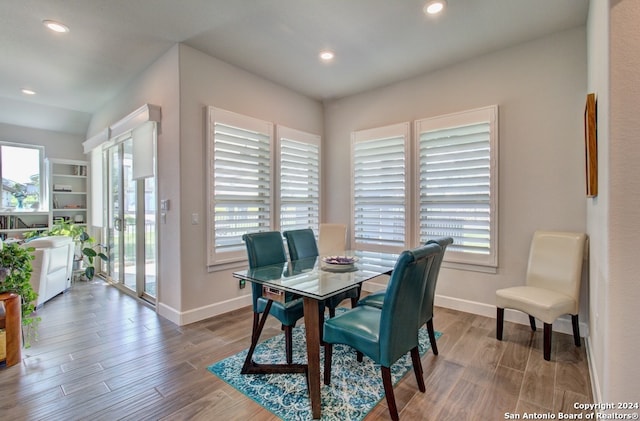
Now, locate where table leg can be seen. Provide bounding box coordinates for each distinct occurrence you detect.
[241,299,307,375]
[303,297,321,419]
[241,299,273,374]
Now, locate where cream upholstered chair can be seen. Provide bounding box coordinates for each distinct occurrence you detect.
[496,231,586,361]
[318,223,347,256]
[26,236,75,308]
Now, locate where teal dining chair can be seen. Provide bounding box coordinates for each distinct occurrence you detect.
[358,237,453,355]
[242,231,305,364]
[283,228,360,317]
[283,228,319,261]
[323,243,442,421]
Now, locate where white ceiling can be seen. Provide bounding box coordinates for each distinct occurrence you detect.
[0,0,589,136]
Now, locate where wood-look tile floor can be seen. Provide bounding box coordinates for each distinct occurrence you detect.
[0,280,593,420]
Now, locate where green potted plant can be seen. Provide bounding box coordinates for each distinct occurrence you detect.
[75,230,109,280]
[0,241,40,347]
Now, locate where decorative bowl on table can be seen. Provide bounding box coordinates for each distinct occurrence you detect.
[321,255,359,272]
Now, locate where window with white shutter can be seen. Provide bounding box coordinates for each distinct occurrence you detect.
[415,106,498,269]
[278,126,320,234]
[352,123,410,253]
[207,107,273,266]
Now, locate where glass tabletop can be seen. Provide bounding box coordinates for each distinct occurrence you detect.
[233,250,397,300]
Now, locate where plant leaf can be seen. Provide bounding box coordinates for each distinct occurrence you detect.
[83,248,97,257]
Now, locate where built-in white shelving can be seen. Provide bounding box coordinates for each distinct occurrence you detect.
[0,158,90,240]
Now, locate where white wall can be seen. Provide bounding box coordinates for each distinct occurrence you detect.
[607,0,640,402]
[324,28,588,328]
[587,0,640,405]
[176,44,323,323]
[586,0,609,404]
[87,43,323,324]
[86,44,182,315]
[0,122,85,160]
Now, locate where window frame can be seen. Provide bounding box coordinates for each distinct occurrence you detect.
[276,125,321,235]
[414,105,499,270]
[206,107,274,266]
[351,122,411,254]
[0,141,46,211]
[206,108,322,269]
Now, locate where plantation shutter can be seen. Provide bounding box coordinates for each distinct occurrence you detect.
[416,106,498,268]
[279,128,320,233]
[207,107,273,265]
[352,123,409,252]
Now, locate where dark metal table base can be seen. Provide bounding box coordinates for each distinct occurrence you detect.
[240,299,310,380]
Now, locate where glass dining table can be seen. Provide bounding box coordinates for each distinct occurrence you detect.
[232,250,397,419]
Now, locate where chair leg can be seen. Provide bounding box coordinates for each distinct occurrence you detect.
[426,318,438,355]
[543,323,552,361]
[350,296,358,308]
[496,307,504,340]
[284,325,293,364]
[252,312,260,338]
[381,366,399,421]
[356,351,363,362]
[529,315,537,331]
[323,343,333,385]
[410,346,426,392]
[319,305,325,346]
[571,314,581,347]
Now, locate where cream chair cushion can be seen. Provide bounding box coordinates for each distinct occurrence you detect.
[496,286,577,324]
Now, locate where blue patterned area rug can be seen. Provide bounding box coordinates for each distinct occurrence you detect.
[207,310,441,421]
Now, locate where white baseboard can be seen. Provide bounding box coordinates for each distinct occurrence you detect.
[158,287,589,338]
[361,284,590,338]
[156,302,181,325]
[158,294,252,326]
[434,294,589,337]
[585,336,602,404]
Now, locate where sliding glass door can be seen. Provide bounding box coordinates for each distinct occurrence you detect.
[104,137,157,302]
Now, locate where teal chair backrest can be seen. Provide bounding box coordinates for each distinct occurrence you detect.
[421,237,453,324]
[379,243,441,367]
[283,228,319,260]
[242,231,288,311]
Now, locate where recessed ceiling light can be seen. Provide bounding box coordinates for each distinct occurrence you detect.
[43,19,70,33]
[319,50,335,62]
[21,89,36,95]
[424,0,447,15]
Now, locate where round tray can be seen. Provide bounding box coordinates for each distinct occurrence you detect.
[321,256,358,272]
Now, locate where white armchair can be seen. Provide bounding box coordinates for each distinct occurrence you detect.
[26,236,74,308]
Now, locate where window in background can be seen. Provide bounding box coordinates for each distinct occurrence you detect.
[416,105,498,269]
[351,123,410,253]
[0,143,44,210]
[278,126,320,234]
[207,107,274,266]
